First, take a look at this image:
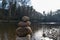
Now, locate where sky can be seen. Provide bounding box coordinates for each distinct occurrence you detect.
[31,0,60,13]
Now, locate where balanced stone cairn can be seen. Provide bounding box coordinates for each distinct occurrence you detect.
[16,16,32,40]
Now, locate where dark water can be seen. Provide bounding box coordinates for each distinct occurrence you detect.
[0,22,60,40]
[0,22,16,40]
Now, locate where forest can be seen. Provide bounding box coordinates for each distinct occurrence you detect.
[0,0,60,22]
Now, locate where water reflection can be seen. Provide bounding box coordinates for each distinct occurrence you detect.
[0,23,16,40]
[32,27,60,40]
[32,29,53,40]
[0,22,60,40]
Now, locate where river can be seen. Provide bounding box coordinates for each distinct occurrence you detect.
[0,22,60,40]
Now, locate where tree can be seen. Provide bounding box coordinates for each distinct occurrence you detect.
[19,0,30,6]
[2,0,7,19]
[16,0,31,18]
[2,0,7,9]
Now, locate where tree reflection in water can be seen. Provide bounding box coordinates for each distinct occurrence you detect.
[31,28,60,40]
[32,29,53,40]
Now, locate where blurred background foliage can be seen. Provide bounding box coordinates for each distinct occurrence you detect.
[0,0,60,22]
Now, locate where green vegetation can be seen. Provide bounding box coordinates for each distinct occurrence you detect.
[0,0,60,22]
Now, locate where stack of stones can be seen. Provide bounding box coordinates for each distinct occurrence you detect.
[16,16,32,40]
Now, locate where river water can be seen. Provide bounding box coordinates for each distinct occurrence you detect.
[0,22,60,40]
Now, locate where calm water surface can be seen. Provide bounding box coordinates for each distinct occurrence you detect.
[0,22,60,40]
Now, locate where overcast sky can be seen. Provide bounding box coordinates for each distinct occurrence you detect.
[31,0,60,13]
